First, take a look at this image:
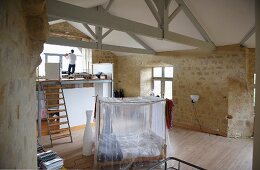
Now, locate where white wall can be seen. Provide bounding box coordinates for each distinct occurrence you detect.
[93,63,113,97]
[103,83,111,97]
[45,63,60,80]
[63,87,95,127]
[93,63,113,79]
[95,83,112,97]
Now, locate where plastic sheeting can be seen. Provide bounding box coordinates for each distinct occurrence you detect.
[95,97,166,169]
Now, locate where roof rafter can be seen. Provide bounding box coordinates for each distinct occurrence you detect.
[48,37,97,49]
[95,6,103,48]
[95,26,102,48]
[127,32,155,54]
[102,29,113,39]
[47,37,155,54]
[145,0,161,25]
[152,0,165,27]
[240,26,255,46]
[82,23,97,40]
[105,0,114,11]
[165,0,172,9]
[102,44,154,54]
[175,0,215,47]
[47,0,215,51]
[103,4,155,54]
[151,0,169,36]
[168,5,181,24]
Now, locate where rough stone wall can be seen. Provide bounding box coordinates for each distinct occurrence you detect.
[227,48,255,137]
[114,55,144,96]
[0,0,48,168]
[113,47,255,137]
[227,78,254,137]
[246,48,256,91]
[140,68,153,96]
[49,22,90,41]
[92,50,117,64]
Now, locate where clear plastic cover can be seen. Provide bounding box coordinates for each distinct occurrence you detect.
[94,97,166,169]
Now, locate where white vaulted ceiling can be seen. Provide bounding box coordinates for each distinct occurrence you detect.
[50,0,255,55]
[184,0,255,46]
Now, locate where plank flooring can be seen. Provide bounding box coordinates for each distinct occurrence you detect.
[41,127,253,170]
[166,128,253,170]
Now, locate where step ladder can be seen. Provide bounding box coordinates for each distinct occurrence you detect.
[39,81,73,147]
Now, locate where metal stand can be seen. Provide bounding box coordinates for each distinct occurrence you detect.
[148,157,206,170]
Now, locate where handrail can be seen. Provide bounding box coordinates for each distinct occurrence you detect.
[148,157,206,170]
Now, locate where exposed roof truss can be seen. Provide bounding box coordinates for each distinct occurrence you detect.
[240,25,255,46]
[83,24,97,40]
[47,36,153,54]
[105,0,114,11]
[174,0,214,46]
[47,0,215,54]
[127,32,155,54]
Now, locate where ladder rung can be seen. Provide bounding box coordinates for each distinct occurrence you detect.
[46,98,64,101]
[50,128,70,134]
[45,92,62,95]
[49,121,69,127]
[47,103,65,107]
[48,115,67,120]
[47,109,66,114]
[43,86,62,89]
[51,134,71,140]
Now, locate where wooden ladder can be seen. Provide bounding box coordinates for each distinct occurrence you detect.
[40,81,73,147]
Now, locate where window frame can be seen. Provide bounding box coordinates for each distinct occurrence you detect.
[38,53,85,76]
[152,66,173,99]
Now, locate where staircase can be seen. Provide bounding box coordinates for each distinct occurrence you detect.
[40,81,73,147]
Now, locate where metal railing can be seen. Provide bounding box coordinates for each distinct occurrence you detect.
[148,157,206,170]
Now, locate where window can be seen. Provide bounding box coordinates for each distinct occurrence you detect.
[62,56,69,72]
[164,67,173,78]
[37,44,90,77]
[48,55,60,63]
[164,81,172,99]
[154,80,162,97]
[61,55,84,73]
[153,67,162,77]
[152,66,173,99]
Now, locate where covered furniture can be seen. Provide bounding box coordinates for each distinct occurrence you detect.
[94,97,166,168]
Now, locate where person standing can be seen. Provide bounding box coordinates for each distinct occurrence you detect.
[65,49,77,75]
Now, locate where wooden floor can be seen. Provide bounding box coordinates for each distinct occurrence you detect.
[41,127,253,170]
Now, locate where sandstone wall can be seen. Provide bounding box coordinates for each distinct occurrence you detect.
[92,50,117,64]
[0,0,48,168]
[227,48,255,137]
[49,22,90,41]
[110,47,255,137]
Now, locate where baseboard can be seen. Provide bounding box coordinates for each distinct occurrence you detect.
[173,122,227,137]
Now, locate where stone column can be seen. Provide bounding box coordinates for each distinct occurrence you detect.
[253,1,260,169]
[0,0,48,168]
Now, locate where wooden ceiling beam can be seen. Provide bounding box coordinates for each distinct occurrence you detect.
[47,0,215,50]
[240,26,255,46]
[47,37,155,54]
